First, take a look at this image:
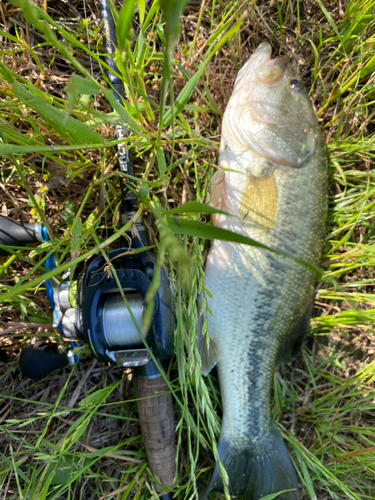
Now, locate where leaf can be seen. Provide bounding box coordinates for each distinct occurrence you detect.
[51,465,73,485]
[359,54,375,80]
[165,217,322,274]
[0,59,15,84]
[70,218,82,254]
[162,19,243,127]
[0,123,44,146]
[165,201,230,216]
[162,60,208,127]
[64,74,100,109]
[159,0,188,50]
[116,0,137,54]
[137,0,145,25]
[0,142,104,155]
[12,82,103,145]
[258,491,297,500]
[166,216,272,249]
[79,383,119,408]
[11,0,98,83]
[156,23,167,47]
[138,182,150,203]
[316,0,340,37]
[102,87,143,134]
[157,0,189,136]
[28,242,55,258]
[155,146,166,179]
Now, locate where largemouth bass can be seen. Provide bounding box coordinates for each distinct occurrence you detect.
[199,43,327,499]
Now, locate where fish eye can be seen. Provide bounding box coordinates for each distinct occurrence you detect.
[290,79,300,90]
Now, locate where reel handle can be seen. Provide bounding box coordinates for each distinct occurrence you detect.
[134,361,175,494]
[19,341,70,379]
[0,215,42,255]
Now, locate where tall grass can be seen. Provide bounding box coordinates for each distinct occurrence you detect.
[1,0,375,499]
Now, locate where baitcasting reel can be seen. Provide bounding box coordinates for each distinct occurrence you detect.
[55,246,174,368]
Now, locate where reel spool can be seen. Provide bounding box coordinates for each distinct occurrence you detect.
[102,293,145,348]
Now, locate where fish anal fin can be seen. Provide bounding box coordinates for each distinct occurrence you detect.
[197,327,220,376]
[277,301,313,365]
[239,168,277,229]
[200,335,220,376]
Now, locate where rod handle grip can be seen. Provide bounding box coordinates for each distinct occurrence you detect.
[0,215,41,255]
[134,369,175,492]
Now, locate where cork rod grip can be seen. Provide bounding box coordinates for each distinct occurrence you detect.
[134,374,176,491]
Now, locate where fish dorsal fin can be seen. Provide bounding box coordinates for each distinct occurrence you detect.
[239,168,277,229]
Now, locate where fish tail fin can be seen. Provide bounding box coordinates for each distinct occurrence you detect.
[205,424,299,500]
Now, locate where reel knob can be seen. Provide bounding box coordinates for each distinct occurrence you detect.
[19,341,71,379]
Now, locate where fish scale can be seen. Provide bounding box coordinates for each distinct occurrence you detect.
[200,43,327,500]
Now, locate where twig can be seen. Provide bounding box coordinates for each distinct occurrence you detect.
[0,322,56,335]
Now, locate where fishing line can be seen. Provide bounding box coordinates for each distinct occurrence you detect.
[102,293,145,347]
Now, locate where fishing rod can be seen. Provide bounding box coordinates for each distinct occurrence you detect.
[97,1,176,493]
[97,0,137,226]
[0,1,177,496]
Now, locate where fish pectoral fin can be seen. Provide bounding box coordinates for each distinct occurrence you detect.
[239,168,277,229]
[197,333,221,376]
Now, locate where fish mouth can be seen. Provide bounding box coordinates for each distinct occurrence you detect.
[255,56,290,86]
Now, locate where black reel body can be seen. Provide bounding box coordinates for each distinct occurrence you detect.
[76,248,174,366]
